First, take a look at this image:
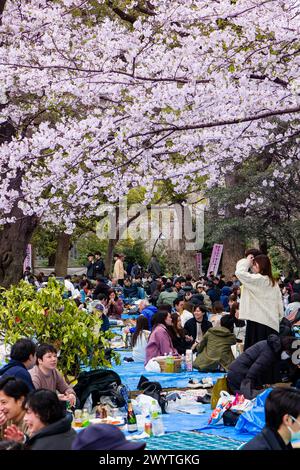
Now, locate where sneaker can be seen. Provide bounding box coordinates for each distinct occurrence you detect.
[196,394,211,404]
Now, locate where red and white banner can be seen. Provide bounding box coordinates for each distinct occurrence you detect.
[207,244,223,276]
[23,244,32,272]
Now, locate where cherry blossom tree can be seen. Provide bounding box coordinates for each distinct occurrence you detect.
[0,0,299,286]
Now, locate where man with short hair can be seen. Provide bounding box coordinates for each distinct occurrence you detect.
[138,300,157,331]
[94,251,105,278]
[173,297,185,315]
[0,339,36,391]
[241,388,300,450]
[157,281,177,307]
[86,253,95,280]
[29,344,76,407]
[92,276,110,299]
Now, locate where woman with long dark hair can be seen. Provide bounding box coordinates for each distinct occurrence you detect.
[145,310,178,365]
[132,316,150,362]
[106,288,123,319]
[170,312,193,355]
[235,253,283,350]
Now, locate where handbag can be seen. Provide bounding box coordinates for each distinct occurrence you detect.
[223,409,241,426]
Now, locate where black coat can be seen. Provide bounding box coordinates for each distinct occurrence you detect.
[241,426,293,450]
[227,335,282,392]
[92,281,110,299]
[27,413,76,450]
[184,316,212,342]
[172,334,193,355]
[95,258,105,277]
[86,262,95,280]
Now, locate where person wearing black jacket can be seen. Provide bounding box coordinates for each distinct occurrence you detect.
[184,305,212,344]
[4,389,76,450]
[94,252,105,277]
[86,253,95,280]
[92,276,110,299]
[170,313,193,355]
[227,335,297,398]
[241,387,300,450]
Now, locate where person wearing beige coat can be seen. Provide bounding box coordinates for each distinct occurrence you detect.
[235,254,284,350]
[113,255,126,286]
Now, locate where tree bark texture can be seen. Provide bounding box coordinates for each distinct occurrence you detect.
[54,233,71,277]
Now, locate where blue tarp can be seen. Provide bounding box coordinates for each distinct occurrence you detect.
[113,351,224,391]
[235,388,272,435]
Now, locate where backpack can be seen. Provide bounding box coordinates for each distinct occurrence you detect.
[74,369,127,409]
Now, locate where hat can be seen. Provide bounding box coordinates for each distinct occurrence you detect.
[72,424,146,451]
[90,300,104,311]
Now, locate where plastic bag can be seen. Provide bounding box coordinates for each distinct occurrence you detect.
[235,388,272,434]
[145,359,161,372]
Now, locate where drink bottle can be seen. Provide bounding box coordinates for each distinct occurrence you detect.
[127,400,138,432]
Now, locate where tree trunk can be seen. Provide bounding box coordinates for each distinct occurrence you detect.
[222,233,245,280]
[259,238,268,255]
[221,174,246,279]
[0,213,38,288]
[105,238,118,276]
[48,252,56,268]
[54,233,71,277]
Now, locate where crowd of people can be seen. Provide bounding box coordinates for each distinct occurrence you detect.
[1,248,299,450]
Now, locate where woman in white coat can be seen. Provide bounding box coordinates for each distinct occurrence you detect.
[235,254,283,350]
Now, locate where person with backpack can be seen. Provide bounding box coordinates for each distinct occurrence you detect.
[0,339,36,391]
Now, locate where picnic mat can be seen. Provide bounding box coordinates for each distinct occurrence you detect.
[112,351,224,391]
[139,431,244,450]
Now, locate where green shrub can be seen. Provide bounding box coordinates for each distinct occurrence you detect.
[0,278,120,377]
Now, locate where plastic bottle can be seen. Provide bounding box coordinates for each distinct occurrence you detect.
[150,400,164,436]
[81,408,90,427]
[181,354,186,372]
[185,349,193,372]
[126,332,132,349]
[165,351,174,373]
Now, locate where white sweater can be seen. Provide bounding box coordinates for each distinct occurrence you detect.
[235,258,283,331]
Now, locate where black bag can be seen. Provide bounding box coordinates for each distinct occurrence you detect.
[137,375,167,413]
[223,409,241,426]
[74,369,127,409]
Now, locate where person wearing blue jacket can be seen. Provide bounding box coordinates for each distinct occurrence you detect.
[0,339,36,391]
[138,300,157,331]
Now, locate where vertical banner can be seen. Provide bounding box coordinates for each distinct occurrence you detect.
[23,244,32,272]
[207,244,223,276]
[195,252,203,276]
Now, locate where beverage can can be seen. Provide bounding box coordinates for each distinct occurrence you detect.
[144,422,153,436]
